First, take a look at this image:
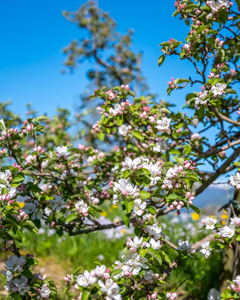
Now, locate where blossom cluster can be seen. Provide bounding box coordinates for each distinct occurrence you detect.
[2,255,51,299]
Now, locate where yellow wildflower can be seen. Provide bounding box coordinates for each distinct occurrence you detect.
[221,214,229,220]
[191,212,200,221]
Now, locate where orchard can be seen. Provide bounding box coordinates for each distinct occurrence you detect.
[1,0,240,299]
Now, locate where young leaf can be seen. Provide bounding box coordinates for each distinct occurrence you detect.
[147,248,162,265]
[66,213,77,223]
[158,55,165,67]
[133,130,144,141]
[139,191,151,199]
[190,205,200,215]
[98,132,105,141]
[81,291,90,300]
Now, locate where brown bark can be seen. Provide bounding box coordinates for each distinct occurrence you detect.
[219,188,240,292]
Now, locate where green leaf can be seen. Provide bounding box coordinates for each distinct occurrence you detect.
[117,115,124,126]
[73,266,82,275]
[8,229,23,243]
[123,170,130,179]
[163,162,174,168]
[133,130,144,141]
[167,193,179,200]
[98,132,105,142]
[111,269,123,276]
[2,187,8,195]
[184,144,191,155]
[170,149,180,156]
[33,116,49,122]
[236,236,240,241]
[139,191,151,199]
[0,179,7,186]
[161,251,171,264]
[177,78,190,84]
[147,248,162,265]
[12,174,25,184]
[124,215,130,227]
[6,215,19,227]
[190,205,200,215]
[27,183,42,193]
[139,249,148,257]
[125,200,134,213]
[158,55,165,67]
[226,88,237,94]
[166,151,170,162]
[236,0,240,8]
[186,93,195,101]
[147,206,157,215]
[23,220,38,234]
[66,213,77,223]
[196,105,205,120]
[81,291,90,300]
[185,174,199,181]
[21,269,33,278]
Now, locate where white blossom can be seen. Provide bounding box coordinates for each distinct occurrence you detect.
[127,236,143,251]
[200,241,212,258]
[109,104,122,115]
[177,240,195,255]
[76,270,97,288]
[230,172,240,189]
[201,216,217,230]
[155,117,171,132]
[9,276,30,295]
[149,238,161,250]
[40,284,51,299]
[56,146,69,158]
[219,226,235,238]
[143,270,154,282]
[143,162,161,185]
[191,118,199,127]
[145,224,162,240]
[25,155,36,164]
[23,203,37,214]
[95,265,107,277]
[4,255,26,272]
[2,270,13,281]
[211,83,226,97]
[230,217,240,227]
[113,179,137,196]
[194,91,208,108]
[118,125,130,136]
[166,166,179,179]
[166,292,177,300]
[124,157,141,169]
[0,170,11,182]
[98,279,121,300]
[50,198,65,212]
[191,133,201,140]
[233,275,240,287]
[75,200,89,216]
[122,252,148,275]
[153,139,170,153]
[132,199,147,216]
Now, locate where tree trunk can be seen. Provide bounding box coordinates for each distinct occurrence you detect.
[219,188,240,292]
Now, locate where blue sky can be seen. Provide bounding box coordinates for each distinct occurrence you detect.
[0,0,196,117]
